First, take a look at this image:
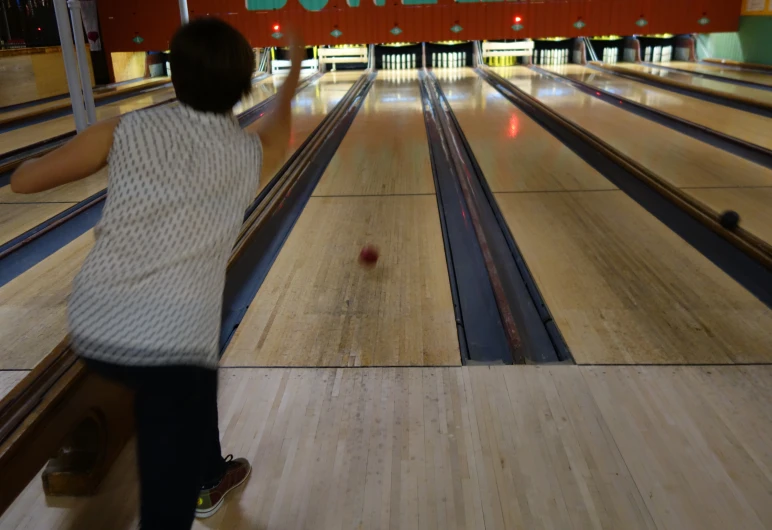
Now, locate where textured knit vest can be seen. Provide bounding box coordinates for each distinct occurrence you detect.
[68,104,262,368]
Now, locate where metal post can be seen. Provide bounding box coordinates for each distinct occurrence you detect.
[53,0,88,132]
[1,0,11,44]
[178,0,189,24]
[68,0,96,125]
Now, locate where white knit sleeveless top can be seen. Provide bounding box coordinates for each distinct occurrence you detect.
[68,104,262,368]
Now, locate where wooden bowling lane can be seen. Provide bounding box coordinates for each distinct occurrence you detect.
[0,74,310,248]
[0,74,292,157]
[615,63,772,107]
[443,70,772,364]
[312,70,435,196]
[669,61,772,87]
[497,66,772,245]
[222,72,460,367]
[3,365,772,529]
[544,64,772,150]
[0,73,357,371]
[0,87,176,157]
[0,167,108,247]
[435,69,615,192]
[0,77,170,127]
[0,370,27,401]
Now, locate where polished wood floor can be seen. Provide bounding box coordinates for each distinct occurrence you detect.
[3,365,772,529]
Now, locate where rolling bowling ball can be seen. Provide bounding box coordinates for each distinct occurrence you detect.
[719,210,740,230]
[359,245,379,268]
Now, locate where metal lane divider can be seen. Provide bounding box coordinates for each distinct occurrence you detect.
[420,69,570,364]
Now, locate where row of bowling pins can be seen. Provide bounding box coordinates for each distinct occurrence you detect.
[643,45,673,63]
[533,49,569,66]
[483,56,518,66]
[431,52,467,68]
[383,54,416,69]
[603,47,619,64]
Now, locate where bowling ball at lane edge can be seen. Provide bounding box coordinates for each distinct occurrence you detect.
[719,210,740,230]
[359,245,379,268]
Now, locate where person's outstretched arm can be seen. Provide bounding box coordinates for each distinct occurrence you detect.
[10,117,119,194]
[251,31,305,176]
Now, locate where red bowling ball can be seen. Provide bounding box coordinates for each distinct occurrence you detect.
[358,245,379,267]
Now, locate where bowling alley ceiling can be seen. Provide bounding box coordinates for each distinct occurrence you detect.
[98,0,740,52]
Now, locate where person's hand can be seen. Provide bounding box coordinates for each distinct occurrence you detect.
[288,29,306,66]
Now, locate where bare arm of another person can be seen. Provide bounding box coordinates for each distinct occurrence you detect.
[10,117,119,194]
[251,32,305,176]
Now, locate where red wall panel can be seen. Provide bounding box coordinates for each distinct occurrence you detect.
[97,0,742,53]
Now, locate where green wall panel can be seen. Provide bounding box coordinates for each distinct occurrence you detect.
[697,16,772,65]
[738,16,772,65]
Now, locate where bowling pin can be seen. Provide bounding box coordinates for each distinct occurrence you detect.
[385,55,390,69]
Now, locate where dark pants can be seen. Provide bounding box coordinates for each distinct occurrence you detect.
[85,359,226,530]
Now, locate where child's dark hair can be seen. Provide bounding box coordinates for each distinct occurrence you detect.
[170,18,255,114]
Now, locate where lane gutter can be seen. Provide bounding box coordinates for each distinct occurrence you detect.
[476,66,772,309]
[428,70,571,364]
[422,69,570,364]
[419,71,511,364]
